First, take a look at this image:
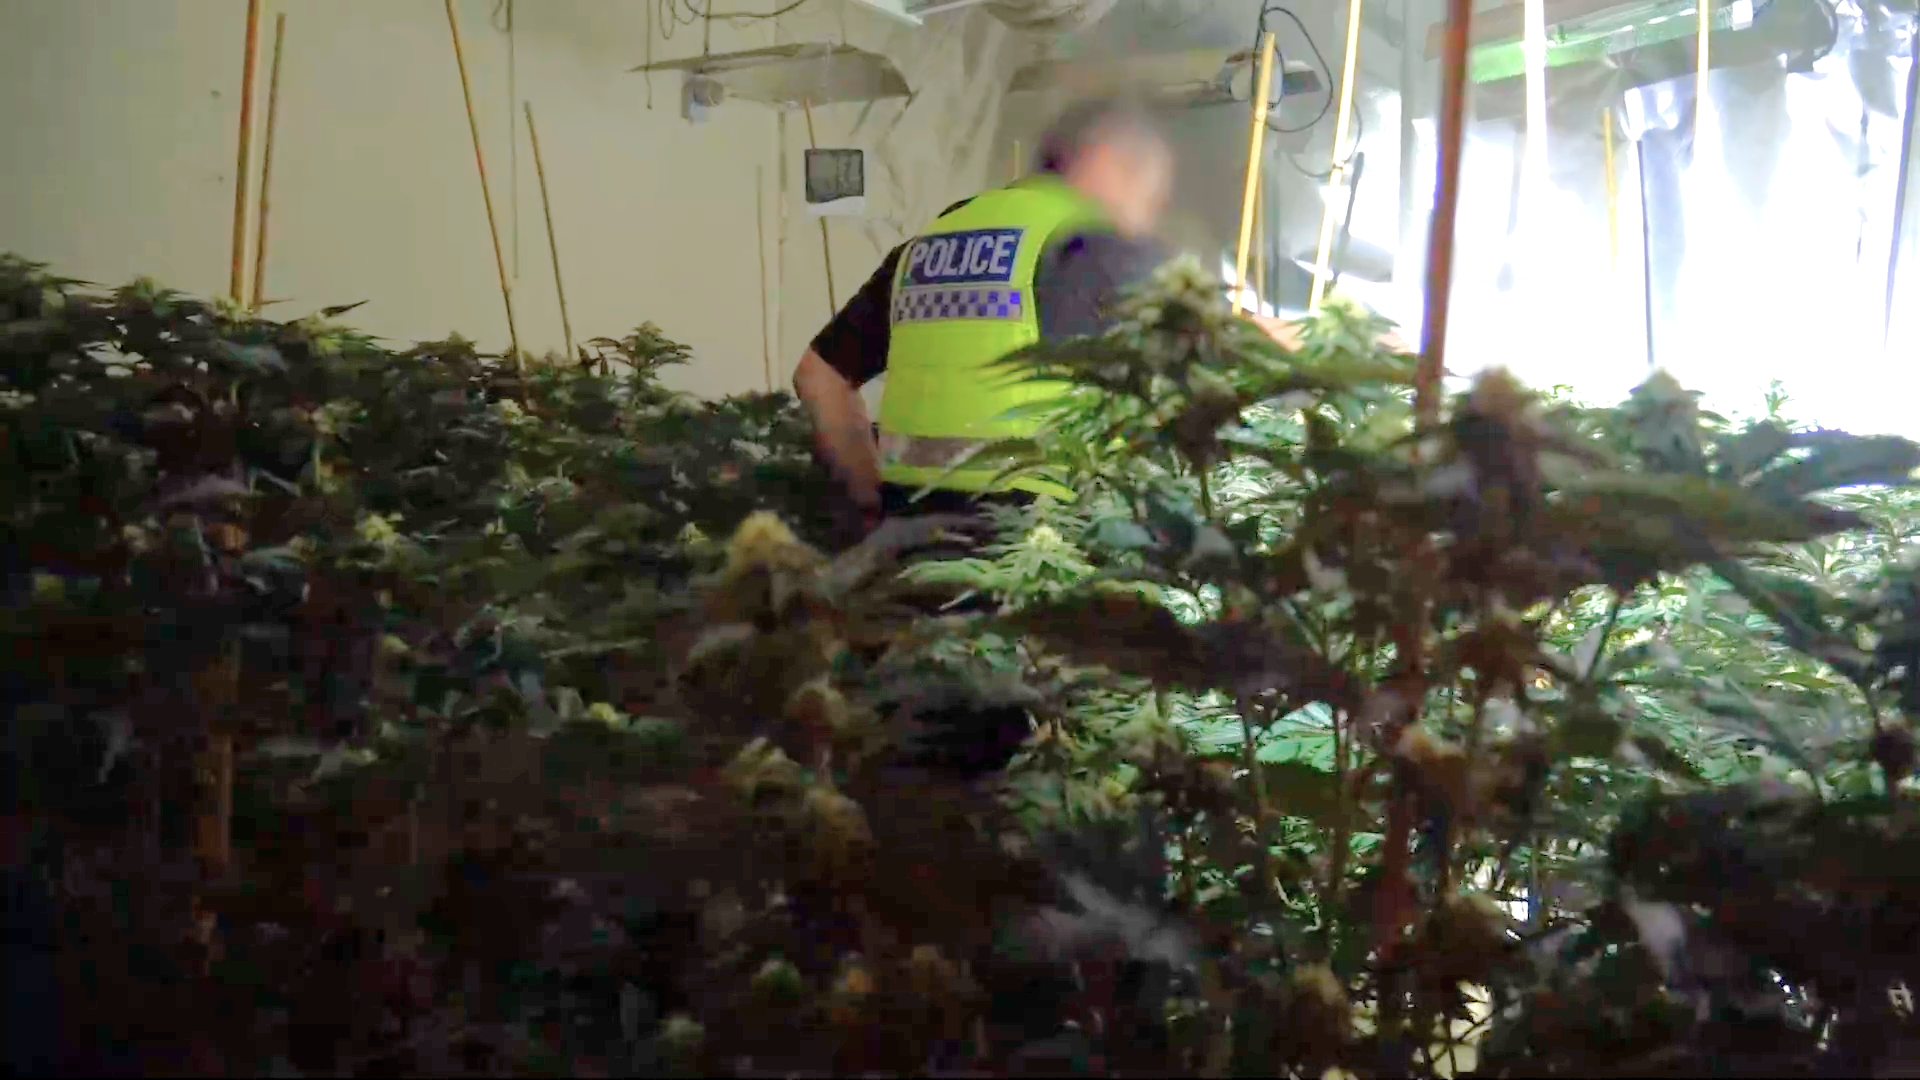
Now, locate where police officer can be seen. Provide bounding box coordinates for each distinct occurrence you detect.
[793,94,1310,536]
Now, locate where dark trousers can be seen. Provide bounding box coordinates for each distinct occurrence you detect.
[819,471,1035,554]
[872,484,1035,615]
[878,482,1034,520]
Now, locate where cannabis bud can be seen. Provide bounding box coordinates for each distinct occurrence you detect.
[1282,963,1352,1064]
[751,957,805,1006]
[657,1012,706,1071]
[828,958,878,1033]
[1394,725,1473,815]
[803,783,874,883]
[712,511,826,624]
[723,512,823,580]
[1421,892,1514,988]
[723,738,806,804]
[1872,723,1916,788]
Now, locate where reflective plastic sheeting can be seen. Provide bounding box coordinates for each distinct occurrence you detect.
[1624,0,1915,434]
[1408,0,1919,434]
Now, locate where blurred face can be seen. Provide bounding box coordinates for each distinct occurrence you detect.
[1066,133,1174,238]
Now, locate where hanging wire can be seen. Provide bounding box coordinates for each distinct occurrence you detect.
[1255,5,1337,134]
[1285,103,1364,179]
[649,0,815,102]
[1256,0,1367,266]
[659,0,813,40]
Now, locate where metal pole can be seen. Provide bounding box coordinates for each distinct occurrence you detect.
[1884,35,1918,349]
[1636,138,1657,370]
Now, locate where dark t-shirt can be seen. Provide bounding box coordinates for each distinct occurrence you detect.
[810,194,1169,387]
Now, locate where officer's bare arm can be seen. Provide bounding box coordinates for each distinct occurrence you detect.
[793,350,883,513]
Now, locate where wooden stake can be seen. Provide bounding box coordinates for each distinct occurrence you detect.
[213,734,234,870]
[445,0,522,367]
[1417,0,1474,426]
[757,165,773,392]
[228,0,263,303]
[1309,1,1367,313]
[1232,32,1278,316]
[523,101,574,361]
[250,13,287,312]
[191,647,240,983]
[801,100,838,314]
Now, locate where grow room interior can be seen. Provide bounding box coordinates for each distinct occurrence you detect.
[3,0,1914,433]
[10,2,1920,1076]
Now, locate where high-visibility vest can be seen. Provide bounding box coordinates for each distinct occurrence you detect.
[876,176,1113,499]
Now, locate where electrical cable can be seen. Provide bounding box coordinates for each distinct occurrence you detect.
[661,0,812,39]
[1254,5,1336,134]
[1328,150,1365,290]
[650,0,814,103]
[1283,102,1363,179]
[1255,2,1368,291]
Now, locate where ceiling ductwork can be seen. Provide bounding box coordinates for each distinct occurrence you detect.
[845,0,1121,32]
[639,0,1129,111]
[1009,47,1322,109]
[983,0,1122,33]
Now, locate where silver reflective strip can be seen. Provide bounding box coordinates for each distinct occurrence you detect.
[878,432,992,470]
[890,286,1026,325]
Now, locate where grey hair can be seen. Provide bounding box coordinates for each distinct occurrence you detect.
[1033,93,1168,175]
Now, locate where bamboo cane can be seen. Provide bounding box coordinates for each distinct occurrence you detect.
[802,99,838,313]
[250,13,287,312]
[191,650,240,978]
[228,0,263,303]
[1367,0,1477,1009]
[445,0,523,367]
[757,165,773,392]
[1602,107,1619,275]
[775,112,789,379]
[1308,0,1367,313]
[198,0,262,981]
[1253,182,1266,313]
[1232,32,1278,317]
[1697,0,1712,137]
[523,101,574,361]
[1417,0,1475,426]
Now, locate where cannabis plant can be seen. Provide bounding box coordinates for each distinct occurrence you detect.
[961,256,1920,1076]
[0,253,1196,1077]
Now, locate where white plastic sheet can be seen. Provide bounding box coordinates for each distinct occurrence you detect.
[1392,0,1919,433]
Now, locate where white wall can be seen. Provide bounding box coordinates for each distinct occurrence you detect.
[0,0,1025,399]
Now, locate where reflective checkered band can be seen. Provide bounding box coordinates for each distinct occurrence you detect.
[891,286,1025,325]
